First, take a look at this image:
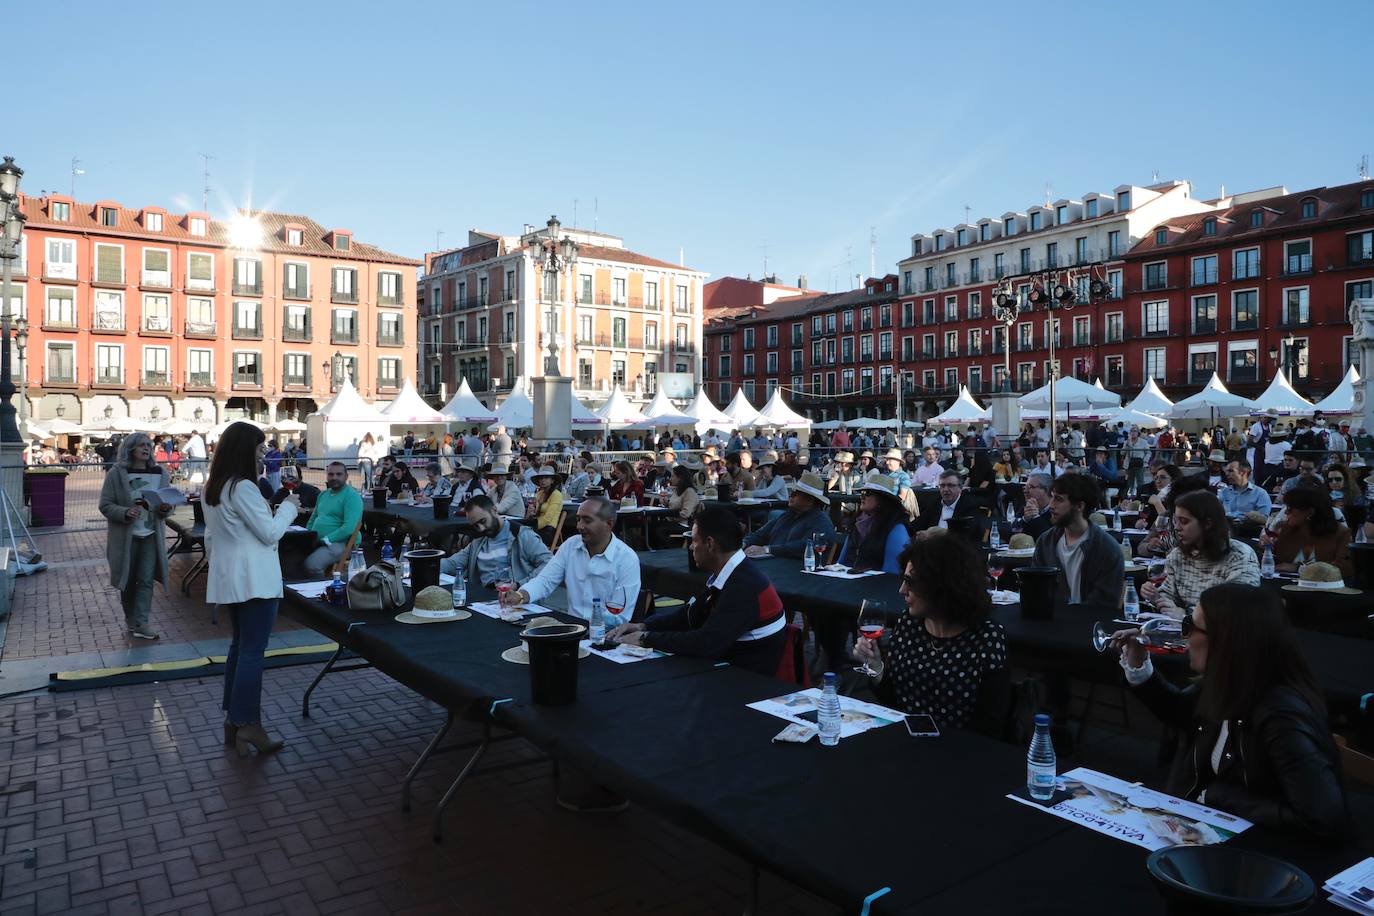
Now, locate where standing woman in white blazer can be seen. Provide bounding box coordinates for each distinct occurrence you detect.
[203,421,300,756]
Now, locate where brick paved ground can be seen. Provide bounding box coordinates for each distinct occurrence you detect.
[7,521,300,663]
[0,664,832,915]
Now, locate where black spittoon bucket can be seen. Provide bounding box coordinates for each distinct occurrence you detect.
[1350,542,1374,590]
[522,623,586,705]
[432,494,453,519]
[405,548,444,592]
[1016,566,1059,620]
[1145,844,1314,915]
[371,487,388,509]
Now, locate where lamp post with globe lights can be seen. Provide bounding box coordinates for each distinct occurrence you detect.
[0,155,27,517]
[524,216,578,443]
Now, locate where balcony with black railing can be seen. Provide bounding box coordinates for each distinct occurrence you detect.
[331,288,359,305]
[141,371,171,389]
[1190,266,1218,286]
[283,282,311,300]
[331,329,359,345]
[377,331,404,347]
[185,320,216,339]
[1282,255,1313,277]
[282,372,310,389]
[186,372,214,390]
[233,279,263,297]
[233,372,263,389]
[233,320,263,340]
[283,322,311,343]
[94,370,123,387]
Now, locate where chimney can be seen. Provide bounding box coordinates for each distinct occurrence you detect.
[797,274,807,289]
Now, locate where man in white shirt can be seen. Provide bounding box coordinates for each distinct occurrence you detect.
[184,430,208,481]
[502,495,640,626]
[913,447,944,487]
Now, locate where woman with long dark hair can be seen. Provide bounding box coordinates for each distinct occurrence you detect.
[1262,483,1352,576]
[203,421,300,756]
[1141,490,1260,619]
[98,431,174,640]
[607,459,645,507]
[839,473,911,573]
[853,534,1009,734]
[1109,583,1349,840]
[967,450,996,492]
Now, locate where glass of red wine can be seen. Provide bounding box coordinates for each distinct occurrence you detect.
[853,599,887,677]
[988,559,1005,593]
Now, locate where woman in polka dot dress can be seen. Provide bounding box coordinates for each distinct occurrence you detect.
[853,533,1010,735]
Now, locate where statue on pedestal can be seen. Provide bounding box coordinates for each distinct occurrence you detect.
[1348,298,1374,427]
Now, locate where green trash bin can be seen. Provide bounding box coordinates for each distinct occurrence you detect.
[24,467,70,527]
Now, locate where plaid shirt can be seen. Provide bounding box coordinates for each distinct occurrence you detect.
[1157,538,1261,618]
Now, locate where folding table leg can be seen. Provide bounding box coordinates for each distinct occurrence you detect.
[402,709,455,813]
[432,722,491,843]
[302,645,345,718]
[742,864,760,915]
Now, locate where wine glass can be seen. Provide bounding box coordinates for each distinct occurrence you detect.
[1144,560,1167,605]
[606,586,628,626]
[853,599,887,676]
[1092,618,1174,653]
[988,559,1005,593]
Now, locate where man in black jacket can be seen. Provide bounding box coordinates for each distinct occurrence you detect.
[1020,472,1054,540]
[742,472,836,559]
[611,506,786,677]
[913,470,979,532]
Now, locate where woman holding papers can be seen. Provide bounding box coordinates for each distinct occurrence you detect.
[1109,583,1350,840]
[98,432,175,640]
[203,422,301,757]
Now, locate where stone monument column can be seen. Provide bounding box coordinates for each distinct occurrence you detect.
[1350,298,1374,433]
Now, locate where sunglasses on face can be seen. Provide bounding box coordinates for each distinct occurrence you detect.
[1181,613,1207,637]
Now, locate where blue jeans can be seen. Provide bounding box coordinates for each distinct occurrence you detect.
[222,597,278,725]
[120,534,158,628]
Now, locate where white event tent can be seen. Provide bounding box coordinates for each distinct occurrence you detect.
[306,378,388,464]
[380,378,449,426]
[1101,406,1168,430]
[1167,373,1253,421]
[682,386,734,433]
[1127,378,1175,416]
[1019,376,1121,414]
[489,384,603,430]
[593,385,648,428]
[1247,369,1316,417]
[1313,366,1360,415]
[440,378,498,424]
[928,386,990,425]
[722,390,762,428]
[753,389,811,429]
[633,388,698,429]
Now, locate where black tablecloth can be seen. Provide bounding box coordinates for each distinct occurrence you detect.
[363,503,474,542]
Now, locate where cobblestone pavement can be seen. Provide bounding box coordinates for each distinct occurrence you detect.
[0,664,831,916]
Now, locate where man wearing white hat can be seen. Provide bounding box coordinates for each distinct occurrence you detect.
[486,462,525,517]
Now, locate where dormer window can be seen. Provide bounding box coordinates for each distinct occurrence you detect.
[979,224,990,242]
[1005,218,1016,236]
[1085,199,1099,218]
[287,228,303,246]
[935,235,945,251]
[956,228,967,246]
[1250,210,1264,229]
[1155,228,1168,245]
[334,233,351,252]
[1056,205,1069,224]
[99,207,118,227]
[51,201,70,221]
[145,212,163,232]
[1116,190,1131,210]
[1030,212,1043,231]
[189,217,207,236]
[1203,218,1216,236]
[1300,197,1317,219]
[1361,188,1374,209]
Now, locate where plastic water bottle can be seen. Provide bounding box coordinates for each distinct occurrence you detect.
[803,536,816,573]
[327,569,345,605]
[989,522,1001,549]
[1027,713,1057,801]
[398,536,411,581]
[1261,544,1276,579]
[1123,582,1140,623]
[1006,502,1016,525]
[590,597,606,644]
[452,569,467,608]
[348,547,366,582]
[1357,525,1368,545]
[381,541,394,563]
[818,672,841,747]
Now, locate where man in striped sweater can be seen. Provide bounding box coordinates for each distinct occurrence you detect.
[611,506,787,677]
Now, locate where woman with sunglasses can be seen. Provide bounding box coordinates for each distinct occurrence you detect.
[1107,583,1350,840]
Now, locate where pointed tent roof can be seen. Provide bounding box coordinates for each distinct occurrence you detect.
[570,394,603,426]
[491,386,535,428]
[929,386,990,425]
[1019,375,1120,412]
[314,377,383,420]
[1313,366,1360,415]
[722,389,762,427]
[1102,405,1168,430]
[440,378,497,423]
[753,389,811,429]
[1247,368,1316,417]
[636,388,698,428]
[593,385,648,428]
[683,386,734,430]
[380,378,448,424]
[1093,378,1106,389]
[1167,373,1253,420]
[1127,377,1175,415]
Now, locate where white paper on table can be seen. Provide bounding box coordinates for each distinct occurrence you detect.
[287,525,310,533]
[468,600,558,621]
[746,688,902,739]
[988,589,1018,605]
[403,573,454,587]
[585,644,670,664]
[1006,766,1253,851]
[1324,857,1374,914]
[288,580,337,599]
[803,566,884,580]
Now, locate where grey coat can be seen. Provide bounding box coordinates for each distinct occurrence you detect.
[440,521,551,585]
[98,464,171,590]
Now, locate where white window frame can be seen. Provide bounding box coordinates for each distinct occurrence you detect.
[186,251,215,291]
[1283,286,1310,324]
[1190,294,1219,333]
[1188,343,1218,382]
[1232,246,1261,280]
[1231,288,1260,330]
[187,347,214,384]
[332,265,355,295]
[284,262,310,296]
[93,290,125,330]
[144,211,163,232]
[187,297,215,332]
[233,350,263,385]
[1283,237,1313,274]
[1226,339,1259,382]
[286,228,303,246]
[379,271,401,302]
[142,293,171,332]
[189,217,207,237]
[142,345,170,382]
[46,342,76,383]
[95,343,123,384]
[1104,311,1124,343]
[1142,300,1169,335]
[93,242,125,284]
[44,286,75,326]
[45,238,76,280]
[1143,348,1166,382]
[142,246,172,286]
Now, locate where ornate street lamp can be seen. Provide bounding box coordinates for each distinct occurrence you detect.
[526,215,578,376]
[0,155,26,447]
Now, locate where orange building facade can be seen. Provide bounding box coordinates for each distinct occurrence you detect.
[9,194,418,430]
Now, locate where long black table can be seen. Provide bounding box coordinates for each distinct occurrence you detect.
[637,550,1374,714]
[363,502,475,544]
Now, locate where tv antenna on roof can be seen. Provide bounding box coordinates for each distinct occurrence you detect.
[1151,168,1160,183]
[70,156,84,197]
[199,153,214,210]
[869,226,877,280]
[1359,154,1370,181]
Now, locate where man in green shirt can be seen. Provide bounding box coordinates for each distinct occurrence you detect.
[304,461,364,575]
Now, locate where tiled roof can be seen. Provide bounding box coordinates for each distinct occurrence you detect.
[575,243,702,274]
[705,276,900,331]
[18,195,419,265]
[1129,180,1374,256]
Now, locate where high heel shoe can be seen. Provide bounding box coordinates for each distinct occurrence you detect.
[223,721,238,747]
[234,723,284,757]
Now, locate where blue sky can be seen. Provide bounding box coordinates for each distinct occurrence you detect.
[8,0,1370,289]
